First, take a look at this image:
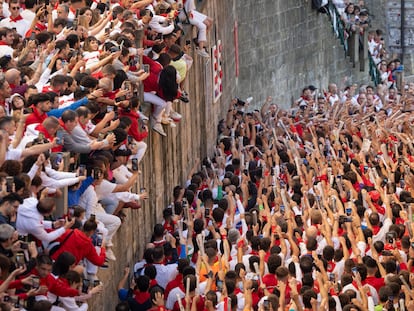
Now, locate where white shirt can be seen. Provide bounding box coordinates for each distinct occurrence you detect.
[16,197,66,243]
[152,263,178,289]
[0,16,30,37]
[21,9,35,24]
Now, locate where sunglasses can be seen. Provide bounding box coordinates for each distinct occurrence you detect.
[11,6,20,10]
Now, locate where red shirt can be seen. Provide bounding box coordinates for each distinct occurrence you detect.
[50,229,106,267]
[25,106,47,129]
[165,273,183,299]
[262,274,277,291]
[118,108,148,142]
[173,296,205,311]
[362,276,384,294]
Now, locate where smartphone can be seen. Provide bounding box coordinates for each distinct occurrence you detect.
[29,32,36,41]
[115,95,126,103]
[329,273,335,282]
[93,169,101,180]
[32,276,40,289]
[79,164,86,176]
[124,81,131,91]
[20,242,28,250]
[90,214,96,222]
[140,187,146,194]
[204,207,210,218]
[56,130,64,145]
[81,279,90,293]
[105,27,110,34]
[93,280,100,287]
[54,152,63,166]
[72,18,78,30]
[107,105,113,112]
[186,39,191,45]
[96,233,103,247]
[338,150,343,158]
[3,295,9,302]
[351,267,358,275]
[6,176,13,193]
[23,107,33,114]
[216,279,223,291]
[68,208,74,221]
[127,136,133,144]
[131,159,138,171]
[345,207,352,216]
[45,0,49,5]
[280,205,285,215]
[252,211,257,226]
[15,252,25,268]
[263,300,270,308]
[143,64,150,73]
[97,133,105,141]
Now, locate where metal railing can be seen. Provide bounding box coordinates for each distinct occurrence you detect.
[368,52,381,86]
[326,0,381,86]
[327,1,348,54]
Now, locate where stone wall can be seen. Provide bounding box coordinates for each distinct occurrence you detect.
[89,1,237,310]
[235,0,371,108]
[90,0,375,309]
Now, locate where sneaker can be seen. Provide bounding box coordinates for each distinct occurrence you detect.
[169,122,176,128]
[196,48,210,58]
[105,248,117,261]
[170,111,182,122]
[138,111,149,121]
[179,93,189,103]
[161,116,173,125]
[152,123,167,136]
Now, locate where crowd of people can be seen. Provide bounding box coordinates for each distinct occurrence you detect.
[111,2,414,311]
[0,0,216,309]
[121,77,414,311]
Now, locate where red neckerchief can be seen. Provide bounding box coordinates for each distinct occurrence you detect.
[9,15,23,22]
[42,85,59,95]
[0,41,9,46]
[327,260,336,273]
[58,119,71,133]
[372,225,380,235]
[69,7,76,15]
[133,291,150,304]
[35,22,47,31]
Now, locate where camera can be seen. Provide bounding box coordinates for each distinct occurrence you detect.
[386,232,395,244]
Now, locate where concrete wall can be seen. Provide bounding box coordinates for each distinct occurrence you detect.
[235,0,370,108]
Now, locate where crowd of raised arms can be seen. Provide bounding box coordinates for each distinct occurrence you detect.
[122,77,414,311]
[0,0,217,309]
